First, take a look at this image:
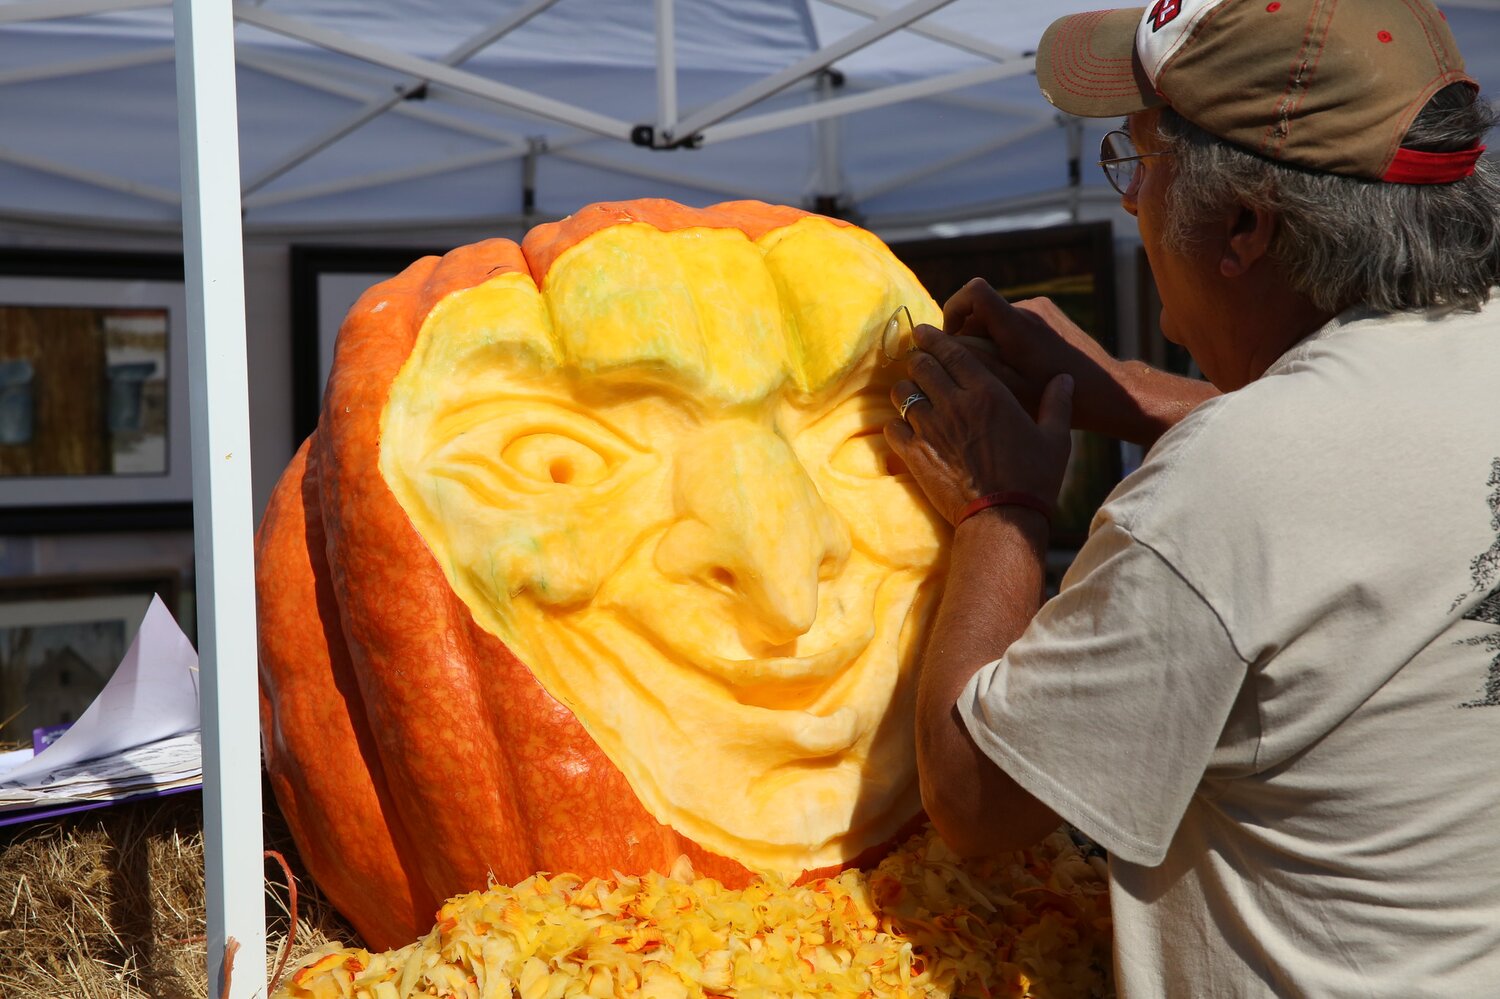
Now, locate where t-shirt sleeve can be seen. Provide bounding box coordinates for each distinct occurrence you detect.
[956,519,1249,866]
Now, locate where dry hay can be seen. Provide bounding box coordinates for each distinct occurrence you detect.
[0,777,360,998]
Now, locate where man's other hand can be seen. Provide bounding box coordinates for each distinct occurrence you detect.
[944,278,1217,447]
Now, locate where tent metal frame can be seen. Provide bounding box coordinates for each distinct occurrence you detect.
[1,0,1066,236]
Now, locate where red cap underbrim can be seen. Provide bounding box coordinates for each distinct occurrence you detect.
[1382,145,1487,184]
[1036,7,1162,119]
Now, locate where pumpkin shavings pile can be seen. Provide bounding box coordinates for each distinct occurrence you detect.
[274,824,1113,999]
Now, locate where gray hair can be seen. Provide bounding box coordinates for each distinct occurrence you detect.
[1156,84,1500,313]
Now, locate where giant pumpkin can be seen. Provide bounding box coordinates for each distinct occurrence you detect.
[256,199,950,949]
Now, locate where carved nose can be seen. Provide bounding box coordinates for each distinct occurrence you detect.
[655,423,849,645]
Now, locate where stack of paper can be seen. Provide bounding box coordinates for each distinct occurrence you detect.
[0,595,202,826]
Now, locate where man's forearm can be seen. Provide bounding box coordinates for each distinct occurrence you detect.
[1106,360,1219,449]
[915,507,1060,857]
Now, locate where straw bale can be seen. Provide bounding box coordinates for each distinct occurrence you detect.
[0,777,360,998]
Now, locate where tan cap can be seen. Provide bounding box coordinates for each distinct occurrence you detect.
[1036,0,1481,182]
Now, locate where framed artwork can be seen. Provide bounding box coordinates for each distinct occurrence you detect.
[0,250,190,532]
[1135,246,1201,378]
[891,222,1121,548]
[289,245,443,446]
[0,572,181,744]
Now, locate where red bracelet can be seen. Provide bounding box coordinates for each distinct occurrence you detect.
[954,491,1054,528]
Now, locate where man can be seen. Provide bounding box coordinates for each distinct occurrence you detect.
[884,0,1500,993]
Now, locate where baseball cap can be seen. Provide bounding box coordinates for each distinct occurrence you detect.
[1036,0,1483,183]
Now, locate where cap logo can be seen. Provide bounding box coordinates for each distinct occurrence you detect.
[1147,0,1183,31]
[1136,0,1228,85]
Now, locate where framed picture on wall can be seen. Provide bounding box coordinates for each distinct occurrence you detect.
[891,222,1120,549]
[0,571,181,744]
[289,245,443,446]
[0,250,190,532]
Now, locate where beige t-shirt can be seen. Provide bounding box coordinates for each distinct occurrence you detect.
[958,299,1500,997]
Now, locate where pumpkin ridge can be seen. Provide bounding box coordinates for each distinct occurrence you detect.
[520,198,852,290]
[314,247,536,902]
[257,439,438,949]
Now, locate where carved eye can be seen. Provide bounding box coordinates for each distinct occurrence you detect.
[830,427,908,478]
[427,405,637,500]
[502,432,612,486]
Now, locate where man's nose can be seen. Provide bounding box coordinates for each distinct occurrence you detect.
[654,423,851,645]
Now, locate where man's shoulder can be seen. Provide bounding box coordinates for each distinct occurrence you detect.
[1103,386,1301,535]
[1100,296,1500,598]
[1119,298,1500,521]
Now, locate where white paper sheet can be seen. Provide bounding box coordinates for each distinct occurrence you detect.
[0,595,199,785]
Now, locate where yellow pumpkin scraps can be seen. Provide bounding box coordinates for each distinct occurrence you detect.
[274,824,1113,999]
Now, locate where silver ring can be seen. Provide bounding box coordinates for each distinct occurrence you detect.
[897,390,928,420]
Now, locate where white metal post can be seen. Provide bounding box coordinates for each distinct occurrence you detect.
[172,0,265,997]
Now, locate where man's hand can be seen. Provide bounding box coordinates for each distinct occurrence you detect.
[885,325,1073,526]
[943,278,1218,448]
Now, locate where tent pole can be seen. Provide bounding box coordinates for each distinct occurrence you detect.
[656,0,678,142]
[238,50,530,148]
[235,5,634,141]
[1066,116,1084,222]
[523,137,541,227]
[550,145,780,201]
[173,1,265,997]
[853,117,1057,203]
[0,45,174,86]
[673,0,958,139]
[817,0,1024,62]
[240,0,564,196]
[0,144,180,206]
[702,59,1033,144]
[0,0,165,23]
[244,146,530,211]
[814,70,845,217]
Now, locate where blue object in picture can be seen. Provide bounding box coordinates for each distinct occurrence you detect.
[0,358,34,445]
[32,722,71,754]
[106,361,157,433]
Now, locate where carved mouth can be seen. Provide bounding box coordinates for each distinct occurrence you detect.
[696,633,872,709]
[610,610,873,711]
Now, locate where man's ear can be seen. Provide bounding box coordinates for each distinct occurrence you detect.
[1219,203,1276,278]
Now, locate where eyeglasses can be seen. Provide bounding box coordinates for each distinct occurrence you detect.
[881,305,914,363]
[1099,129,1172,196]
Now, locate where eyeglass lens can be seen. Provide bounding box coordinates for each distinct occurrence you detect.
[1101,130,1138,196]
[881,305,915,363]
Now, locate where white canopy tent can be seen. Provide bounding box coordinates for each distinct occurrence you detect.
[5,1,1500,995]
[6,1,1500,238]
[0,0,1165,237]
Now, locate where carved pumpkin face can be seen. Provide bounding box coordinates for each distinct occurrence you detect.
[380,216,945,875]
[256,200,948,948]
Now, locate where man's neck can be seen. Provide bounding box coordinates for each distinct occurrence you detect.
[1213,267,1339,391]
